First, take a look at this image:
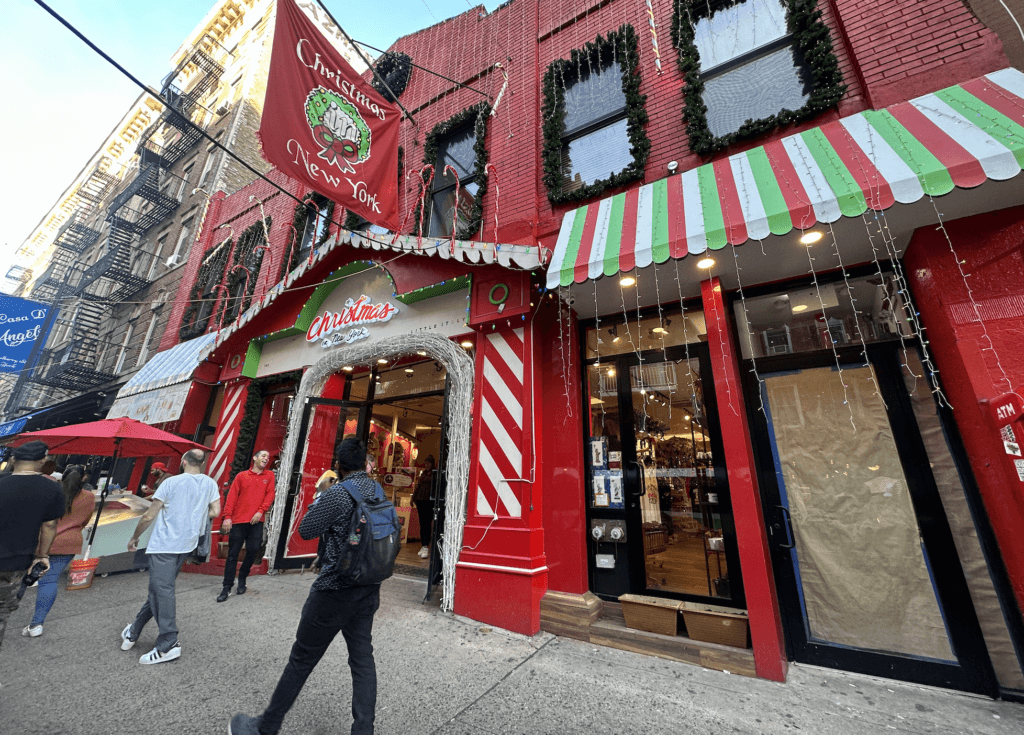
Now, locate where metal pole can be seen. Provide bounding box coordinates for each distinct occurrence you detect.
[313,0,417,125]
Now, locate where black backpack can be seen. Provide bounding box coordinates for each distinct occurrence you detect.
[334,481,401,585]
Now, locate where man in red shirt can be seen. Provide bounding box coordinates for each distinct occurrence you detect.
[218,450,275,602]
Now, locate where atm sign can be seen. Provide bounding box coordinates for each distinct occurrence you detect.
[986,391,1024,428]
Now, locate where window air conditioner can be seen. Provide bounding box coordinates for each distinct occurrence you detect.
[165,254,181,268]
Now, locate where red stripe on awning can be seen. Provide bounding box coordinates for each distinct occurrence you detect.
[667,173,687,259]
[961,77,1024,126]
[712,159,748,245]
[619,187,640,273]
[819,121,896,211]
[762,140,816,230]
[573,204,601,285]
[887,102,987,188]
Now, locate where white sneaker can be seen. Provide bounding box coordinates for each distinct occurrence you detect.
[120,624,137,651]
[21,625,42,637]
[418,546,429,558]
[139,644,181,665]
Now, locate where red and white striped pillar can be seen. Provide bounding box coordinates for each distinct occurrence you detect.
[455,275,547,634]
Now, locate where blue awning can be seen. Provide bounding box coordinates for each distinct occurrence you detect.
[0,408,51,438]
[115,332,219,399]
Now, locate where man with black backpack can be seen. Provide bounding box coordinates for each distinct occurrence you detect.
[229,438,400,735]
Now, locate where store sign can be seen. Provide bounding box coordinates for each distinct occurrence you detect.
[0,295,49,374]
[306,295,399,348]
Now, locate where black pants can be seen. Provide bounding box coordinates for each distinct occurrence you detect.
[259,585,380,735]
[415,499,433,547]
[223,521,263,588]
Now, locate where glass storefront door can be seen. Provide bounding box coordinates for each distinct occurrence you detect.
[584,307,743,607]
[737,273,1001,694]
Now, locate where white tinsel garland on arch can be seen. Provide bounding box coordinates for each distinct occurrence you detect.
[264,331,475,612]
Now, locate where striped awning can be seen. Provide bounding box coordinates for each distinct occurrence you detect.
[546,67,1024,289]
[114,332,219,399]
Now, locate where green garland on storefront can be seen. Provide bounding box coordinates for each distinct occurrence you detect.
[217,216,272,324]
[541,24,650,205]
[228,369,304,484]
[413,102,491,239]
[278,193,335,282]
[179,239,232,342]
[671,0,846,157]
[370,51,413,102]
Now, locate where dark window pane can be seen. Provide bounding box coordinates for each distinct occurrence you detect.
[693,0,788,72]
[434,126,478,189]
[563,58,626,134]
[428,180,480,238]
[701,45,811,138]
[561,118,632,192]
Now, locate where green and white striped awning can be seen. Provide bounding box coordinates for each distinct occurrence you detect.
[546,68,1024,289]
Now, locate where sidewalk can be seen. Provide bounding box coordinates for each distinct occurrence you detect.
[0,571,1020,734]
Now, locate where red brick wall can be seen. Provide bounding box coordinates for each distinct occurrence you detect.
[905,206,1024,612]
[832,0,1006,108]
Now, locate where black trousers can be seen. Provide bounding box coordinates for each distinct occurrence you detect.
[259,585,380,735]
[415,499,433,547]
[223,521,263,588]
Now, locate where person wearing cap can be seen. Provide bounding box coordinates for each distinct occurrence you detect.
[141,462,172,498]
[218,449,275,602]
[0,440,65,652]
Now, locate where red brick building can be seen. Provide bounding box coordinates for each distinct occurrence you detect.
[133,0,1024,698]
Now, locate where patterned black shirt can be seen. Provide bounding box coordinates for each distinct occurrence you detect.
[300,470,384,591]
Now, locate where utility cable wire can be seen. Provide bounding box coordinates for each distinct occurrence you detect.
[351,38,492,98]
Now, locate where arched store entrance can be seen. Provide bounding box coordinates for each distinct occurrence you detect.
[265,332,474,611]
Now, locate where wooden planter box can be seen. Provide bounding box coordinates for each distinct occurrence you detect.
[680,601,749,648]
[619,594,682,636]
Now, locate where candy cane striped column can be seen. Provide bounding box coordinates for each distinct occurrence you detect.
[473,327,527,518]
[207,379,250,489]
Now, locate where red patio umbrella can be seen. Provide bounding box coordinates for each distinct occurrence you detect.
[6,418,207,558]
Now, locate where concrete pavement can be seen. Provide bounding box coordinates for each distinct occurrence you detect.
[0,570,1020,734]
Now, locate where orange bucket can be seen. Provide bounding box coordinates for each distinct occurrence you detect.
[66,558,100,590]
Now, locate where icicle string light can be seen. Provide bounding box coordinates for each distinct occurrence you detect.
[928,195,1013,394]
[804,233,856,430]
[729,240,766,415]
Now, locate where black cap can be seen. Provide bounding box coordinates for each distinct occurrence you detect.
[12,440,49,461]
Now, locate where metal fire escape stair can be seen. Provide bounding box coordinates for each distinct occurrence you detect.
[27,42,226,394]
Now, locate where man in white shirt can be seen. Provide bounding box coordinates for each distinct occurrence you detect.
[119,448,220,664]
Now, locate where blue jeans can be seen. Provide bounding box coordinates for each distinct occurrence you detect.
[30,554,74,627]
[259,585,380,735]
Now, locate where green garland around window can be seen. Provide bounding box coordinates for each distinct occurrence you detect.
[671,0,846,158]
[413,102,491,239]
[541,24,650,205]
[278,193,335,282]
[371,51,413,102]
[179,239,232,342]
[228,370,304,485]
[218,216,272,324]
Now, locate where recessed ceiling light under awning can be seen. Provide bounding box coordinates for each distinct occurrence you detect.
[545,68,1024,291]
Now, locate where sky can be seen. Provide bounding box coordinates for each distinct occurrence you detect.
[0,0,501,284]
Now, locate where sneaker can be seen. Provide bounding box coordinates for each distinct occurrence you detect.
[236,581,247,595]
[139,644,181,665]
[120,624,137,651]
[21,624,43,638]
[418,546,430,558]
[228,713,262,735]
[217,586,231,602]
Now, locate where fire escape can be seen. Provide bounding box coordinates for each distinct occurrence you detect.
[29,41,225,394]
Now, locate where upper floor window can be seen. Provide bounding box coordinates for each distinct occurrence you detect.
[542,25,649,205]
[298,199,331,258]
[418,102,490,240]
[673,0,845,157]
[430,124,480,238]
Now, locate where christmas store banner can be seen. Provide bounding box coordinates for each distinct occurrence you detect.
[259,0,401,229]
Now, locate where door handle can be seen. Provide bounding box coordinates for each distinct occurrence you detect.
[627,460,644,496]
[776,505,796,549]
